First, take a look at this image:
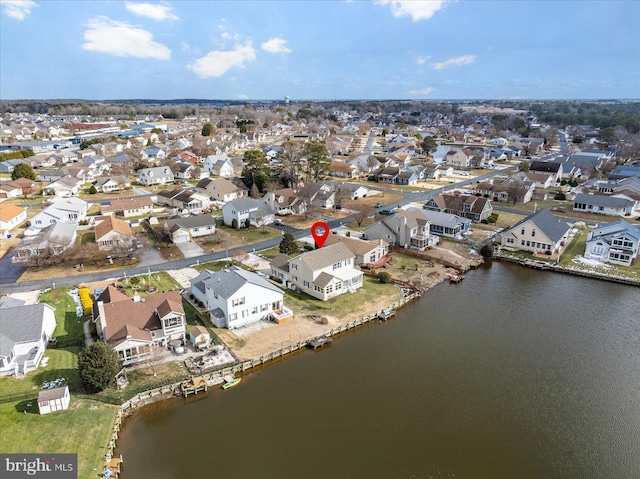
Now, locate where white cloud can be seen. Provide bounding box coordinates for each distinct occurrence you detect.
[189,42,257,79]
[416,55,431,65]
[82,17,171,60]
[1,0,38,21]
[408,87,434,95]
[261,37,292,54]
[433,54,476,70]
[180,41,190,51]
[237,93,249,99]
[374,0,450,21]
[125,1,178,21]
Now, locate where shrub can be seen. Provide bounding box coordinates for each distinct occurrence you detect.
[377,272,392,283]
[78,287,93,316]
[78,342,121,392]
[232,219,238,229]
[89,185,98,194]
[304,244,314,251]
[554,192,566,200]
[270,276,283,284]
[244,218,251,228]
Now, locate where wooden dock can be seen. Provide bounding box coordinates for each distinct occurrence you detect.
[377,308,395,320]
[308,337,332,350]
[103,455,123,478]
[180,376,207,397]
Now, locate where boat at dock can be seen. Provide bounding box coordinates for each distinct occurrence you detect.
[377,308,395,320]
[222,377,241,389]
[448,273,465,283]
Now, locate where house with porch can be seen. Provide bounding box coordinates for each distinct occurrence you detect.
[270,242,363,301]
[324,234,389,266]
[190,266,291,328]
[30,197,88,229]
[93,287,186,365]
[419,209,471,239]
[222,197,274,227]
[584,220,640,266]
[93,176,131,193]
[364,209,436,251]
[204,153,234,177]
[424,193,493,223]
[263,188,303,215]
[12,222,78,264]
[157,188,212,215]
[500,208,572,255]
[0,303,56,377]
[196,177,247,203]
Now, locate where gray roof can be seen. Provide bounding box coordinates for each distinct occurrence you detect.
[589,220,640,242]
[414,208,470,227]
[165,215,217,231]
[0,296,26,309]
[508,208,571,243]
[194,266,282,299]
[270,254,291,272]
[295,242,354,271]
[574,193,635,209]
[38,385,68,402]
[0,303,49,357]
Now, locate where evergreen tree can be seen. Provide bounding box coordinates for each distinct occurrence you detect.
[11,163,36,181]
[304,141,331,181]
[420,136,438,155]
[201,122,213,136]
[279,232,297,255]
[77,342,121,392]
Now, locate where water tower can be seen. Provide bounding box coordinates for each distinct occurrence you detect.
[284,96,290,105]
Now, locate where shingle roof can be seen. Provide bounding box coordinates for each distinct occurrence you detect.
[296,242,354,271]
[0,304,50,357]
[95,216,133,241]
[196,266,282,299]
[0,203,25,222]
[38,385,68,402]
[574,193,634,209]
[509,208,571,243]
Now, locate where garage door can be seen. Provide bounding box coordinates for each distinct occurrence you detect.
[174,235,189,243]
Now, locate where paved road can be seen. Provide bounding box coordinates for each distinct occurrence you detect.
[0,167,517,295]
[0,250,26,285]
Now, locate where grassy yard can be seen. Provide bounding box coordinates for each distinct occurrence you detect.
[39,288,84,341]
[0,398,118,479]
[282,276,401,318]
[118,271,182,296]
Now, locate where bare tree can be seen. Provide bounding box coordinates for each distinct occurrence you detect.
[141,343,164,377]
[352,203,374,227]
[506,176,529,205]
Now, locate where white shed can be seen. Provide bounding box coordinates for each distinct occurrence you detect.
[38,385,70,414]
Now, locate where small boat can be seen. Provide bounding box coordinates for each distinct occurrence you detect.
[448,273,464,283]
[222,377,241,389]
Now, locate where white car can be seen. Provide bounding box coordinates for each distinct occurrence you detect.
[273,219,285,226]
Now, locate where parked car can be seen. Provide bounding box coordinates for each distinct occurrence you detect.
[378,209,395,216]
[375,202,384,208]
[273,219,285,226]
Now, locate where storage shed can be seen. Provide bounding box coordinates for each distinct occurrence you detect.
[38,385,70,414]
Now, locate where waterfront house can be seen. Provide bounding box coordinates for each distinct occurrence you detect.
[324,234,389,266]
[364,209,436,251]
[573,193,634,217]
[500,208,572,255]
[419,209,471,239]
[38,385,70,415]
[164,215,217,243]
[93,287,186,365]
[0,303,56,377]
[424,192,493,223]
[584,220,640,266]
[270,242,364,301]
[190,266,290,329]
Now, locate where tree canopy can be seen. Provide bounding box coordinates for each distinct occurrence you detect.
[11,163,36,181]
[201,122,213,136]
[241,149,269,191]
[77,342,121,392]
[303,141,331,181]
[279,232,297,255]
[420,136,438,155]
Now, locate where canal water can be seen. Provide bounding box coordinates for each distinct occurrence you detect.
[115,262,640,479]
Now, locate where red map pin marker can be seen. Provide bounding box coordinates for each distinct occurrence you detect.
[311,221,330,248]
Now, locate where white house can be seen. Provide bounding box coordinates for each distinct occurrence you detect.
[222,197,274,228]
[30,198,88,229]
[0,203,27,232]
[204,153,234,177]
[0,303,56,377]
[584,220,640,266]
[190,266,291,329]
[270,242,364,301]
[573,193,635,217]
[38,385,70,415]
[137,166,175,186]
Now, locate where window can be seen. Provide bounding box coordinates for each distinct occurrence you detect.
[521,228,525,235]
[526,241,530,247]
[229,313,237,321]
[332,263,341,270]
[251,306,258,314]
[231,297,245,307]
[507,238,515,244]
[304,280,310,288]
[593,246,604,255]
[261,303,268,312]
[531,229,536,237]
[292,263,298,270]
[521,240,525,246]
[292,275,298,282]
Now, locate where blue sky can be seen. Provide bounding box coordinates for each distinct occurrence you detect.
[1,0,639,100]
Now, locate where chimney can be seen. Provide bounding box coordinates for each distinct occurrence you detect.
[133,291,141,302]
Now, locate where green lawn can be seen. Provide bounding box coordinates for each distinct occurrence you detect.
[558,227,588,266]
[0,347,82,400]
[0,398,118,479]
[282,276,401,317]
[192,260,228,273]
[38,288,84,341]
[119,271,182,296]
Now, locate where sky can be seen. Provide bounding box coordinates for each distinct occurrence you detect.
[1,0,639,100]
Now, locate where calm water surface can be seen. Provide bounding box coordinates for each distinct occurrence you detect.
[116,263,640,479]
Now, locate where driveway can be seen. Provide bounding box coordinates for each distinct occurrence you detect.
[0,250,26,284]
[176,241,206,259]
[137,243,164,267]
